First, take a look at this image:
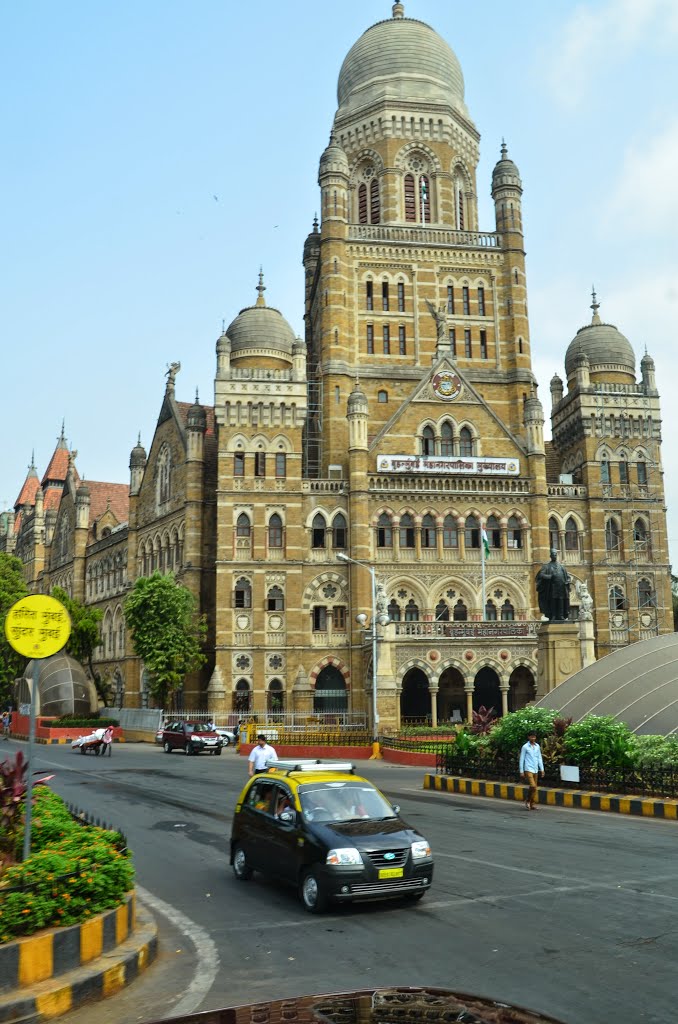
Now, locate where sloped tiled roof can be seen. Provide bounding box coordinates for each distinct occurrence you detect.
[43,489,63,513]
[544,441,561,483]
[175,402,216,437]
[14,469,40,510]
[41,445,70,485]
[86,482,130,527]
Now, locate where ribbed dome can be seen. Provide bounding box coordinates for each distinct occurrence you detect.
[565,299,636,381]
[319,133,349,179]
[226,273,296,362]
[187,392,207,431]
[347,383,369,414]
[130,437,147,468]
[491,142,522,192]
[337,6,467,121]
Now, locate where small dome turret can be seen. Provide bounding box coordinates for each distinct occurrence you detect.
[303,216,320,264]
[130,435,147,469]
[347,380,369,415]
[564,291,636,384]
[76,481,90,500]
[491,141,523,193]
[319,133,349,181]
[187,390,207,432]
[225,271,297,369]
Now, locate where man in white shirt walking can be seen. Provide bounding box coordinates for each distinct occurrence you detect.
[248,733,278,776]
[519,731,544,810]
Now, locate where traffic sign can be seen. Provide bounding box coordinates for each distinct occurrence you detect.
[4,594,72,659]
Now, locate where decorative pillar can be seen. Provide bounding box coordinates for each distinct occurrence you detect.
[429,687,439,728]
[464,683,474,722]
[499,683,510,717]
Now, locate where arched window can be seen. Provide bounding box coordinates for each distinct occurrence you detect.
[377,513,393,548]
[268,513,283,548]
[638,579,655,607]
[312,513,327,548]
[267,679,285,714]
[609,586,625,611]
[441,422,454,456]
[435,600,449,622]
[332,514,347,549]
[404,599,419,621]
[419,174,431,223]
[358,182,368,224]
[637,460,648,485]
[600,458,610,484]
[370,177,380,224]
[453,599,468,621]
[421,514,436,549]
[565,517,579,551]
[443,515,458,548]
[619,457,629,484]
[404,173,416,222]
[234,578,252,609]
[485,600,497,621]
[421,426,435,456]
[605,518,620,553]
[459,427,473,457]
[157,445,172,507]
[548,517,559,552]
[465,515,480,549]
[501,599,515,621]
[267,586,284,611]
[633,518,649,549]
[234,679,252,714]
[486,515,501,549]
[399,514,415,549]
[388,599,401,622]
[507,515,522,549]
[236,513,251,538]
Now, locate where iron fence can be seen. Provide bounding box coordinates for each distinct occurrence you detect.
[435,751,678,799]
[267,730,373,748]
[381,736,453,755]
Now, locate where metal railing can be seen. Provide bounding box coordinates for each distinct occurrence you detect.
[165,710,368,730]
[436,752,678,798]
[261,730,372,747]
[382,736,453,755]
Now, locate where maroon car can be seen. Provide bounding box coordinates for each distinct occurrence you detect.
[162,721,223,756]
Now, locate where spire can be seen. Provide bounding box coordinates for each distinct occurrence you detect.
[256,267,266,307]
[501,139,508,160]
[591,285,601,325]
[57,420,67,448]
[313,214,319,233]
[392,2,405,18]
[195,387,200,404]
[29,450,37,473]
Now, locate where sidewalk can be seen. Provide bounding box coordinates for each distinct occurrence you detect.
[424,773,678,819]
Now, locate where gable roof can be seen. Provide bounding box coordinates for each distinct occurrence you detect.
[15,468,40,510]
[86,481,130,528]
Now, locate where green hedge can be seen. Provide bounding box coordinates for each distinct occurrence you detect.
[47,717,119,728]
[0,788,133,943]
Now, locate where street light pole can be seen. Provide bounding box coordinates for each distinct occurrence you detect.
[337,551,386,754]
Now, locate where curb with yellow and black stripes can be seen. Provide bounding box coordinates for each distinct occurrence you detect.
[0,891,157,1022]
[424,774,678,819]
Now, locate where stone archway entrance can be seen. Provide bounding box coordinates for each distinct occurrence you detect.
[509,666,536,711]
[473,667,501,714]
[437,667,466,724]
[400,668,431,722]
[313,665,348,713]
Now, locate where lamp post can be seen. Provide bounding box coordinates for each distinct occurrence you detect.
[337,552,389,753]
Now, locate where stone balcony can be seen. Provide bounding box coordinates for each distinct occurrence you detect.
[392,620,541,640]
[348,224,501,249]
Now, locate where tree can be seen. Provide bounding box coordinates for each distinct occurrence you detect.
[124,573,206,706]
[51,588,107,705]
[0,553,29,706]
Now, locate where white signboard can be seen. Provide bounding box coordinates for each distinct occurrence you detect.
[376,454,520,476]
[19,703,31,716]
[560,765,580,783]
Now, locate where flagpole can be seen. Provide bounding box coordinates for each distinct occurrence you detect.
[481,525,487,621]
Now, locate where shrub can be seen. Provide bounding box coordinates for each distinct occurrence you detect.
[469,705,497,735]
[451,730,480,758]
[629,734,678,768]
[0,789,133,942]
[562,715,635,768]
[487,707,557,756]
[1,751,54,863]
[48,716,119,728]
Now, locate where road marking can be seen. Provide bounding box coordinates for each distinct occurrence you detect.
[136,885,220,1017]
[434,850,592,884]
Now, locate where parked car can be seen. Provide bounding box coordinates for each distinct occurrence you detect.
[162,721,223,755]
[230,759,433,912]
[214,725,237,747]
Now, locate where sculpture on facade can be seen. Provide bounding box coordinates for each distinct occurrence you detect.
[575,579,594,621]
[425,298,447,345]
[165,361,181,389]
[536,549,571,622]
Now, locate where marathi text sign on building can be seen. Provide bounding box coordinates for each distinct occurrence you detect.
[376,454,520,476]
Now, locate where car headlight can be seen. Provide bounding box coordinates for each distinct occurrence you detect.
[326,847,363,866]
[411,840,432,860]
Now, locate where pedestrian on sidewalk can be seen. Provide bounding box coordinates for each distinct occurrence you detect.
[519,731,544,810]
[2,710,10,739]
[248,733,278,776]
[102,725,114,756]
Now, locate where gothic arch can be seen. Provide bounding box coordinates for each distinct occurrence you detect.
[396,658,433,688]
[309,656,351,688]
[302,573,348,611]
[370,505,396,526]
[394,141,442,174]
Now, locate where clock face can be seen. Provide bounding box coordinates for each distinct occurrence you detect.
[431,371,462,401]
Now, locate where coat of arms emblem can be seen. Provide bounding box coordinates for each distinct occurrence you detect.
[431,371,462,401]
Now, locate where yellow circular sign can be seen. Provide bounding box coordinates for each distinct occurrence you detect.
[4,595,72,659]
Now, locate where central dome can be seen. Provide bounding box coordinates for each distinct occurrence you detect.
[225,273,297,366]
[336,5,467,122]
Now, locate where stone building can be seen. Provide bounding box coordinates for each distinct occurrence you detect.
[1,3,672,726]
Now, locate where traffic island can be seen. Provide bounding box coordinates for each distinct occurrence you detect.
[0,894,157,1022]
[424,773,678,818]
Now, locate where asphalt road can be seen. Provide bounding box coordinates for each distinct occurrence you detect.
[10,738,678,1024]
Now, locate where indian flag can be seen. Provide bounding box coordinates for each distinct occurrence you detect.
[481,528,490,558]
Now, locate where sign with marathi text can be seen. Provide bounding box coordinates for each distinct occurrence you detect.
[376,454,520,476]
[4,595,72,659]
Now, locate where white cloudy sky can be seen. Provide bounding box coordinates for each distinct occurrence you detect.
[2,0,677,557]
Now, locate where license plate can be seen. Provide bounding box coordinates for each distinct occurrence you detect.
[205,739,216,745]
[378,867,404,879]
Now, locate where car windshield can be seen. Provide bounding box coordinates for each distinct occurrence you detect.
[189,723,213,733]
[298,782,397,823]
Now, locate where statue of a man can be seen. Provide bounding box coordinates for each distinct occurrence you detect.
[536,549,571,622]
[425,298,447,344]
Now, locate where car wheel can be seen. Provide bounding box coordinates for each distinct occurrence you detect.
[80,746,86,755]
[232,844,253,881]
[163,741,173,754]
[222,736,230,747]
[215,747,222,756]
[300,869,328,914]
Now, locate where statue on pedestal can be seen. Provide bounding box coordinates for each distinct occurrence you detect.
[536,549,571,622]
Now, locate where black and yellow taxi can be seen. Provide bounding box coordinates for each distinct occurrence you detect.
[230,759,433,912]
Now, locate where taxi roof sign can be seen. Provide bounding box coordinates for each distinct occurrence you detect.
[266,759,355,774]
[4,595,72,660]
